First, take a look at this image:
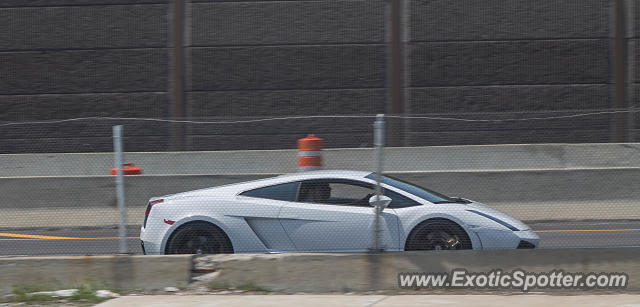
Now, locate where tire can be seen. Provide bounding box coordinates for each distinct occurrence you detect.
[404,219,472,251]
[165,222,233,255]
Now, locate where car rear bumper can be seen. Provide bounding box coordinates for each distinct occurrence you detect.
[139,239,162,254]
[140,225,164,254]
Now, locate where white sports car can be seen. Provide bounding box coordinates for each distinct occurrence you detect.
[140,170,539,254]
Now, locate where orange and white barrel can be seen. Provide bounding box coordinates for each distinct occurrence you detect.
[297,134,323,171]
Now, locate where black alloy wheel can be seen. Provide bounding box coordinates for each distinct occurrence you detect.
[165,222,233,254]
[405,219,472,251]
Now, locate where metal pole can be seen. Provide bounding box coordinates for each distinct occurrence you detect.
[612,0,628,142]
[170,0,186,150]
[386,0,405,146]
[627,0,636,142]
[373,114,385,252]
[113,125,128,254]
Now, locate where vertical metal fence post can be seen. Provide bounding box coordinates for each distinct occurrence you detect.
[373,114,385,252]
[369,114,386,290]
[113,125,128,254]
[612,0,628,142]
[170,0,186,150]
[386,0,405,146]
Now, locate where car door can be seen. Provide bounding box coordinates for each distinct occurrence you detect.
[236,181,300,252]
[278,179,400,252]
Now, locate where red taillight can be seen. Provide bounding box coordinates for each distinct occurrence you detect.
[145,199,164,216]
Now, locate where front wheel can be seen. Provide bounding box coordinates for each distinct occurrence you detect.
[165,222,233,254]
[405,219,472,251]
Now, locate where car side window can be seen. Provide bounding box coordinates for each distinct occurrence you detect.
[384,189,422,208]
[240,182,300,202]
[298,180,375,207]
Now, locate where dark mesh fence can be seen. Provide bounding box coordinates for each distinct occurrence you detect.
[1,0,638,153]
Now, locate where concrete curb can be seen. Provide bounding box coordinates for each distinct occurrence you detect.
[0,255,193,295]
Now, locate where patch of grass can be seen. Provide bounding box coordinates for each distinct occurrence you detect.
[10,283,115,305]
[12,293,60,304]
[207,281,271,292]
[235,282,271,292]
[208,281,231,290]
[341,286,353,293]
[69,284,112,304]
[11,283,57,303]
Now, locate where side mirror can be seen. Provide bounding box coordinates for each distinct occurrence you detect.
[369,195,392,210]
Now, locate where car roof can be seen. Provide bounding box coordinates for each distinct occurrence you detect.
[163,170,377,199]
[237,170,374,189]
[276,169,373,180]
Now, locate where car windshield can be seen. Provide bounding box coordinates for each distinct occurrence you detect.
[365,173,456,204]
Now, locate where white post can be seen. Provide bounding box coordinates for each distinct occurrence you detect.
[373,114,385,252]
[113,125,128,254]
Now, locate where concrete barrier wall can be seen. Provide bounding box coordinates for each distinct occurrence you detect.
[1,249,637,295]
[195,249,640,292]
[1,144,639,222]
[1,169,639,223]
[0,255,193,295]
[2,169,640,209]
[0,175,271,209]
[3,143,640,176]
[196,249,640,292]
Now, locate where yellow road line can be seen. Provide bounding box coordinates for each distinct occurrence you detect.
[0,233,138,240]
[535,228,640,233]
[0,238,38,241]
[76,237,139,240]
[2,228,640,241]
[0,232,78,240]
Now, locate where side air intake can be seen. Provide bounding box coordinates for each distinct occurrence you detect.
[517,240,536,249]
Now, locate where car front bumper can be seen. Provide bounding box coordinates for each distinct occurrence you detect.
[473,228,540,250]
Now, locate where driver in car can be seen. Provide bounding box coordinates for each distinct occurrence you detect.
[302,183,331,203]
[302,183,374,206]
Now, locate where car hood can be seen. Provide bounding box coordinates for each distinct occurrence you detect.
[464,201,532,231]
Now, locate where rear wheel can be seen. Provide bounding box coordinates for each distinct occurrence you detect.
[405,219,472,251]
[165,222,233,254]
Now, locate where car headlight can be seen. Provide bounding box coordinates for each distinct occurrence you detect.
[466,209,519,231]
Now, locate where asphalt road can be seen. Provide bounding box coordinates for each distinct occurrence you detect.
[0,220,639,257]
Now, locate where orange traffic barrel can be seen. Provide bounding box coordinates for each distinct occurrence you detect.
[110,163,143,175]
[298,134,323,171]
